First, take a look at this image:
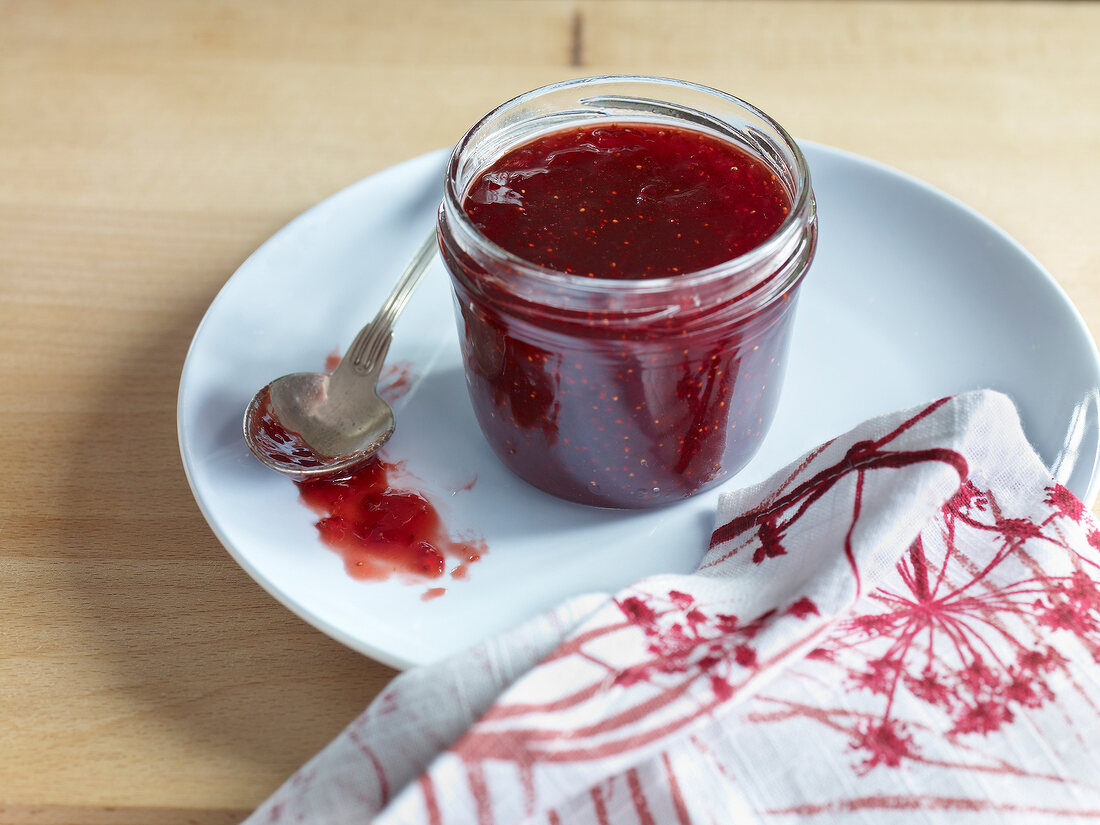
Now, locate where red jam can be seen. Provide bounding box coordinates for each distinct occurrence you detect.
[441,118,811,508]
[246,362,419,473]
[247,357,483,593]
[463,123,789,278]
[297,459,484,587]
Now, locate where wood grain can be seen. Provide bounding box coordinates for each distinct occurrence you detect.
[1,0,1097,820]
[0,807,249,825]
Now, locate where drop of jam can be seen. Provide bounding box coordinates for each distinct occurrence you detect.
[296,458,485,586]
[421,587,447,602]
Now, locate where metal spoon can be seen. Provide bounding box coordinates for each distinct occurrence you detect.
[243,233,436,480]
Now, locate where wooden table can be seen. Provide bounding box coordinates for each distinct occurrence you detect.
[2,1,1097,821]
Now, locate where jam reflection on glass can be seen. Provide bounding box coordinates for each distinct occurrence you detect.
[443,122,804,508]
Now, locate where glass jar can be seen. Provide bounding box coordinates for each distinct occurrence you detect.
[437,76,817,508]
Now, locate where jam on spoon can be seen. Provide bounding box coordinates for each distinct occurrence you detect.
[243,233,435,480]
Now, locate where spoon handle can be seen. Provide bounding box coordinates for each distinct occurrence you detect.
[344,233,437,376]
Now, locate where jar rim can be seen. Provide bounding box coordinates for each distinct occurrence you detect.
[441,74,816,300]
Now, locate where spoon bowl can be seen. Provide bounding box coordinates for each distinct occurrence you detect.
[243,234,436,480]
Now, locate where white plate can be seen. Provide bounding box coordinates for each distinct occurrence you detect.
[178,143,1100,670]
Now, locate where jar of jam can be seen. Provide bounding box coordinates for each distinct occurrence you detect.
[437,76,817,508]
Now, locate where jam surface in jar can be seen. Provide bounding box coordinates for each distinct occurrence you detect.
[463,123,789,279]
[446,121,802,508]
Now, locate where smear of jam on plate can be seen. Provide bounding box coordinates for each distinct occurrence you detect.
[298,360,482,597]
[255,357,484,597]
[325,353,418,403]
[296,458,484,595]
